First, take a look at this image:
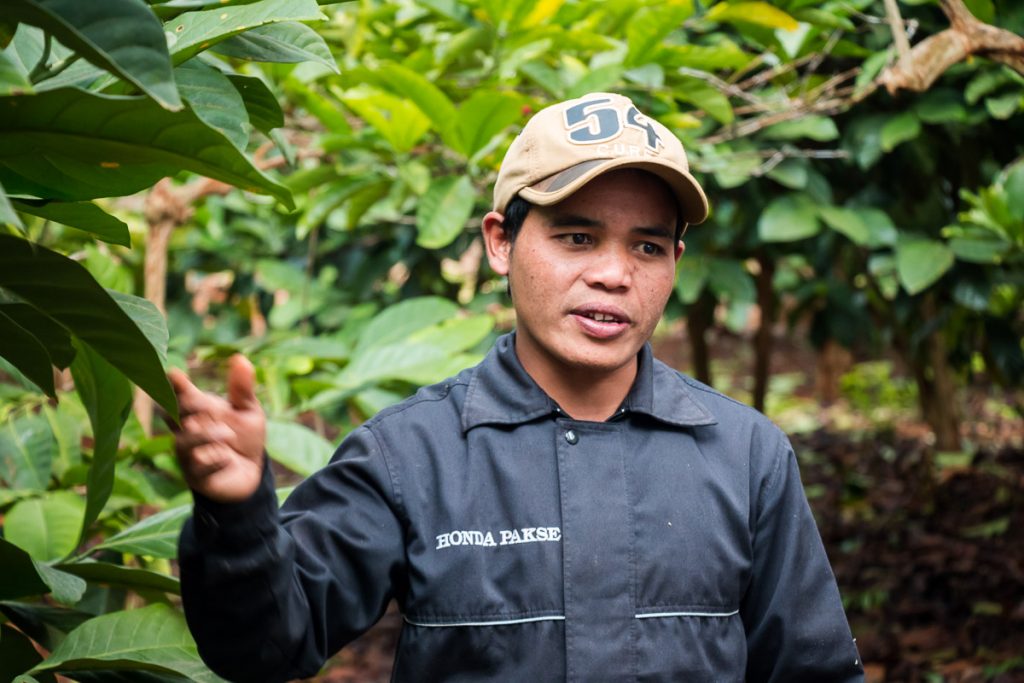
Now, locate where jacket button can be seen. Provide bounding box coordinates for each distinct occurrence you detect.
[564,430,578,445]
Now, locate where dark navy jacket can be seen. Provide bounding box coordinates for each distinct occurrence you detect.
[179,333,864,682]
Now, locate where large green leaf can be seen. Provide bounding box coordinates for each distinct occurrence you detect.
[374,62,460,150]
[457,90,524,160]
[0,302,75,369]
[109,291,170,366]
[0,307,56,395]
[166,0,325,64]
[664,40,751,71]
[355,296,459,353]
[0,235,178,418]
[675,255,711,304]
[265,419,334,477]
[880,111,921,151]
[11,200,130,246]
[705,1,799,30]
[227,74,283,135]
[70,340,132,542]
[0,178,25,231]
[42,401,83,479]
[408,315,494,354]
[174,59,249,151]
[0,48,33,96]
[854,207,899,248]
[625,3,695,67]
[30,604,226,682]
[762,115,839,142]
[212,21,338,73]
[0,413,55,490]
[4,491,85,561]
[56,560,180,595]
[32,561,87,605]
[707,258,756,304]
[7,0,181,110]
[985,92,1021,120]
[818,205,870,245]
[947,228,1010,263]
[340,86,432,153]
[676,76,733,125]
[92,505,191,558]
[896,238,955,294]
[1004,161,1024,222]
[0,88,292,208]
[913,88,968,124]
[0,537,50,601]
[758,194,821,242]
[416,175,475,249]
[337,342,451,391]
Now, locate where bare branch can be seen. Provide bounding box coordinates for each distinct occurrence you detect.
[879,0,1024,94]
[884,0,912,59]
[678,67,763,105]
[691,148,850,175]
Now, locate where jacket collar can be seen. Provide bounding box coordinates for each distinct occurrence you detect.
[461,333,717,432]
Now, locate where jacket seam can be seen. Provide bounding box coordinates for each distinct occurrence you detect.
[406,608,565,621]
[756,440,788,521]
[637,602,740,611]
[365,425,408,527]
[369,379,466,425]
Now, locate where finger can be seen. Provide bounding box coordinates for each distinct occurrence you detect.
[168,369,218,418]
[227,354,259,411]
[168,368,202,401]
[174,431,217,453]
[180,442,233,482]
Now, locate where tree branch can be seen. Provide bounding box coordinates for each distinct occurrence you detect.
[879,0,1024,94]
[884,0,912,60]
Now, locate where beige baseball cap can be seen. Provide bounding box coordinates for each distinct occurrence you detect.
[493,92,708,224]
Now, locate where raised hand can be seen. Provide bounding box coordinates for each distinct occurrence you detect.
[168,354,267,503]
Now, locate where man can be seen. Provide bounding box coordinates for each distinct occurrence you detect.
[174,92,864,682]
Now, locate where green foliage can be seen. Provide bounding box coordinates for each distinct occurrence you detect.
[0,1,334,679]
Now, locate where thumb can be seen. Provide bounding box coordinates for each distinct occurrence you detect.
[227,354,258,410]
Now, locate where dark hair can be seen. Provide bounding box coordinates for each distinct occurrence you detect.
[500,195,534,245]
[499,187,687,244]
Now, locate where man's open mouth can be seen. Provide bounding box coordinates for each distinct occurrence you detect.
[571,305,631,330]
[582,312,622,323]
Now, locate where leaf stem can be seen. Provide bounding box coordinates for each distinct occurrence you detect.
[28,33,52,83]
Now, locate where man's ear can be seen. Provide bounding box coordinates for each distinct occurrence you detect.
[675,239,686,261]
[482,211,512,276]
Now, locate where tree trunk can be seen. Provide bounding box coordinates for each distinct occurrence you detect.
[752,253,775,413]
[913,294,963,451]
[134,179,193,435]
[686,291,715,386]
[815,339,853,405]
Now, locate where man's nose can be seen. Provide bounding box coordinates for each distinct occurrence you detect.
[582,246,632,290]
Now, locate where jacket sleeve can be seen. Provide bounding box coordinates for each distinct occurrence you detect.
[177,425,406,683]
[741,437,864,683]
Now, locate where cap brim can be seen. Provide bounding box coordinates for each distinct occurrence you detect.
[518,157,709,225]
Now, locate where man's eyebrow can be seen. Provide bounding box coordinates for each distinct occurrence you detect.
[543,214,673,239]
[544,213,603,228]
[633,226,674,240]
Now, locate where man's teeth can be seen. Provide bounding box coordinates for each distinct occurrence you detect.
[587,312,618,322]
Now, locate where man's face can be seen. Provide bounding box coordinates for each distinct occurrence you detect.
[485,169,681,386]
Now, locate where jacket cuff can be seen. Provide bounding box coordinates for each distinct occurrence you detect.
[190,458,278,548]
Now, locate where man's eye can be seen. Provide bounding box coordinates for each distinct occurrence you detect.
[640,242,664,255]
[563,233,591,245]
